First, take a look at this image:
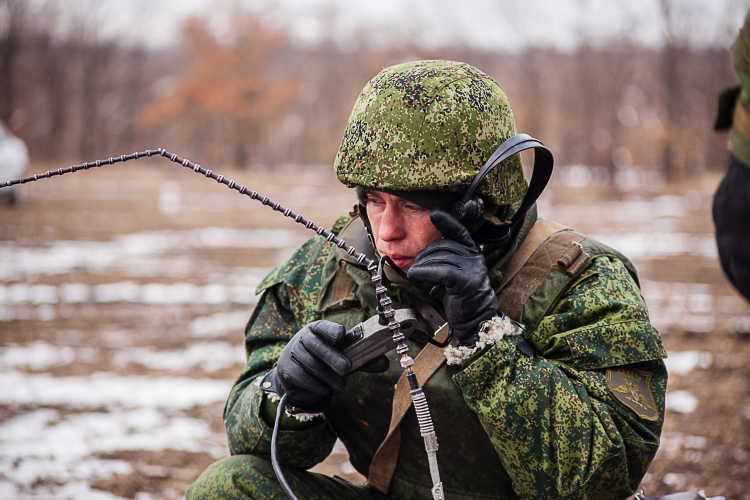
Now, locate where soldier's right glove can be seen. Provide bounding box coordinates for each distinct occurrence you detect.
[261,320,388,414]
[407,209,499,348]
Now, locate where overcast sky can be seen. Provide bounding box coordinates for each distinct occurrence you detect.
[40,0,750,52]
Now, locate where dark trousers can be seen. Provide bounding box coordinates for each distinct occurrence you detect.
[713,155,750,302]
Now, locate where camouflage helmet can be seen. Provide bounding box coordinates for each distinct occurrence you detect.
[334,60,527,208]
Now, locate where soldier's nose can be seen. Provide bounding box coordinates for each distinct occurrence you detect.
[378,209,406,242]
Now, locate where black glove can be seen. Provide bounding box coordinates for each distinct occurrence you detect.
[407,208,499,347]
[262,320,389,413]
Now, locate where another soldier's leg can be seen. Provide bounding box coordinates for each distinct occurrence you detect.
[187,454,388,500]
[713,155,750,301]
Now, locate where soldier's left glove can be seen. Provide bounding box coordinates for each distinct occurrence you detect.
[407,208,499,347]
[261,320,389,414]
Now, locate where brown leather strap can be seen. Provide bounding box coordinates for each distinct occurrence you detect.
[367,321,452,493]
[408,295,447,332]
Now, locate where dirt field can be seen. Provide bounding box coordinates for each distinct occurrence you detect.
[0,158,748,499]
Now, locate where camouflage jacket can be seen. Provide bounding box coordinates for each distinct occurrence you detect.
[223,208,667,500]
[729,9,750,166]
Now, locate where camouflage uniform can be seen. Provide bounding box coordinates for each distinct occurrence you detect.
[725,9,750,167]
[713,10,750,302]
[188,61,667,500]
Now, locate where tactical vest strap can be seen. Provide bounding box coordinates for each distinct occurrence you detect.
[330,263,356,306]
[495,219,568,290]
[496,221,589,321]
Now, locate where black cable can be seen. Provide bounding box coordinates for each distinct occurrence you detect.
[425,326,454,348]
[272,392,299,500]
[378,255,409,281]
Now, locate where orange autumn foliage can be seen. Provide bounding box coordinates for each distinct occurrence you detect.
[141,14,298,166]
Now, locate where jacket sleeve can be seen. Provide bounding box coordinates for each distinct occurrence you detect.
[222,237,339,470]
[452,256,667,500]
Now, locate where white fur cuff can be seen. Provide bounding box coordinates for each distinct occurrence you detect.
[444,315,524,365]
[265,391,325,422]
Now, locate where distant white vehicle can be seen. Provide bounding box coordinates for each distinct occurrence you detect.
[0,120,29,204]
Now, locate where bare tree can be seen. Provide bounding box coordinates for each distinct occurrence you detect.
[659,0,685,181]
[0,0,27,126]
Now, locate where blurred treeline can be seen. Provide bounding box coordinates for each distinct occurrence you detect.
[0,0,742,181]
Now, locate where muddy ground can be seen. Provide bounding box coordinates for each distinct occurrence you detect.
[0,159,748,499]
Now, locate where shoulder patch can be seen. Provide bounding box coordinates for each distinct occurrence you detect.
[607,367,659,421]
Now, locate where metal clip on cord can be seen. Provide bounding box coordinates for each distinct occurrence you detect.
[0,149,446,500]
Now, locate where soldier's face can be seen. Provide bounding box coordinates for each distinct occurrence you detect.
[364,191,443,272]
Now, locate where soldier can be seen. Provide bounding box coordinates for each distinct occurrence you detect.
[713,9,750,303]
[188,60,667,499]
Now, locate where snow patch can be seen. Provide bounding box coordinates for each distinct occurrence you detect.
[112,342,246,373]
[663,472,686,488]
[591,232,716,260]
[1,340,244,373]
[640,281,717,334]
[0,371,231,409]
[664,350,713,376]
[0,407,225,498]
[0,228,304,280]
[188,311,250,337]
[0,341,79,370]
[0,281,262,310]
[665,390,699,413]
